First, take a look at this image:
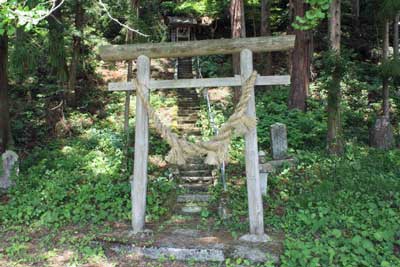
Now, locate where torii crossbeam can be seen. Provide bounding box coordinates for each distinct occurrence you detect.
[99,35,295,241]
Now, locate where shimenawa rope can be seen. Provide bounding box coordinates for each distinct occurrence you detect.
[133,71,258,165]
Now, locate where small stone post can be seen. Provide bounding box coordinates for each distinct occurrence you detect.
[258,151,268,196]
[270,123,288,160]
[0,150,19,190]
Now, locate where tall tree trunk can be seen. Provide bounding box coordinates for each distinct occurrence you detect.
[260,0,272,75]
[352,0,360,30]
[230,0,246,104]
[382,21,390,118]
[124,0,139,171]
[370,20,394,149]
[394,14,399,60]
[0,34,12,154]
[48,0,67,83]
[288,0,311,112]
[68,0,84,106]
[327,0,344,155]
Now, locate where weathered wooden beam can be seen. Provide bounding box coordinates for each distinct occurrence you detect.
[108,75,290,91]
[99,35,295,61]
[151,77,240,89]
[132,55,150,233]
[241,49,266,238]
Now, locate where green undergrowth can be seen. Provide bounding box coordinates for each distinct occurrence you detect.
[219,146,400,267]
[276,147,400,267]
[0,93,176,229]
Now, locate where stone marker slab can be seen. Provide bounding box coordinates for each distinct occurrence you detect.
[232,245,279,263]
[270,123,288,160]
[259,172,268,196]
[370,116,395,149]
[0,150,18,190]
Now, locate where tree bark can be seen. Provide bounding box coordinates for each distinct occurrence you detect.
[0,33,12,154]
[370,20,394,149]
[260,0,272,75]
[352,0,360,31]
[394,14,399,60]
[124,0,139,171]
[68,0,84,106]
[230,0,246,104]
[327,0,344,155]
[288,0,311,112]
[48,0,67,83]
[382,21,390,118]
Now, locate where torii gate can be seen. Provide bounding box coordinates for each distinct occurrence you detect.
[99,35,295,240]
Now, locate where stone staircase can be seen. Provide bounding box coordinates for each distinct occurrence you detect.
[174,86,216,216]
[175,157,215,215]
[176,88,202,136]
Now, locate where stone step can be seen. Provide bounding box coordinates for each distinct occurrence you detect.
[177,98,200,102]
[178,97,200,101]
[106,231,281,264]
[178,107,200,111]
[178,109,201,113]
[180,203,203,214]
[176,122,200,127]
[177,129,202,135]
[177,116,198,121]
[180,183,210,192]
[177,92,199,96]
[177,101,201,106]
[186,158,207,164]
[178,163,213,171]
[177,194,211,203]
[180,176,214,183]
[177,120,198,125]
[179,104,200,108]
[178,110,199,117]
[178,105,200,109]
[179,170,212,176]
[112,245,225,262]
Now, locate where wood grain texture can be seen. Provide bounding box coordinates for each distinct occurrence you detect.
[241,49,265,236]
[99,35,295,61]
[108,75,290,91]
[132,55,150,233]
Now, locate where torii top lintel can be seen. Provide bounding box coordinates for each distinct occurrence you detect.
[99,35,295,61]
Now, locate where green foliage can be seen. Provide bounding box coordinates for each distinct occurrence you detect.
[380,59,400,79]
[197,55,232,78]
[161,0,229,17]
[256,88,327,151]
[277,147,400,266]
[292,0,331,30]
[218,146,400,267]
[0,125,176,227]
[378,0,400,20]
[0,0,55,34]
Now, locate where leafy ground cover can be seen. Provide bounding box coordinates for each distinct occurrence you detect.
[220,147,400,267]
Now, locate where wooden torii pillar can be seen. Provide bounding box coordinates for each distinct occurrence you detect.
[99,35,295,239]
